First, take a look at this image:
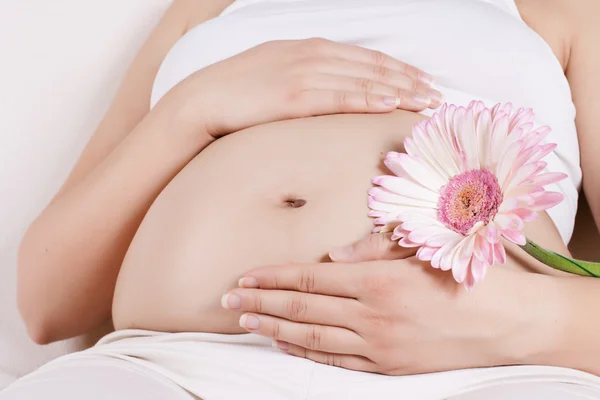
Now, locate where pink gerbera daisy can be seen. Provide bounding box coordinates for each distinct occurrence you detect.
[368,101,567,290]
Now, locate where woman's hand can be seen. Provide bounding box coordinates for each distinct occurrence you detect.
[174,38,442,137]
[222,234,557,375]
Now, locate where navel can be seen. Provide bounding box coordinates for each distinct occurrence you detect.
[283,198,307,208]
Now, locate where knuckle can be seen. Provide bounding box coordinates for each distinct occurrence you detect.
[410,78,419,92]
[326,353,343,368]
[271,321,281,340]
[297,269,316,293]
[253,294,264,314]
[286,295,308,321]
[334,91,350,109]
[372,65,390,80]
[367,233,386,254]
[302,37,329,53]
[306,326,324,349]
[370,49,386,66]
[356,78,374,94]
[405,64,418,79]
[364,93,373,109]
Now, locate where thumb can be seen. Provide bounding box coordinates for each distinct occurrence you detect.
[328,233,415,263]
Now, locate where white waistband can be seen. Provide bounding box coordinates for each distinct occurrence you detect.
[39,329,600,400]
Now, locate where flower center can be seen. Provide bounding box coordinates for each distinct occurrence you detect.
[437,169,503,235]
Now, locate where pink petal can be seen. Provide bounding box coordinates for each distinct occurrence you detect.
[396,153,446,191]
[470,257,489,283]
[373,175,441,201]
[480,239,494,265]
[399,238,421,248]
[475,108,492,169]
[521,126,551,149]
[417,246,438,261]
[425,231,463,247]
[494,213,524,231]
[459,234,476,259]
[528,191,564,211]
[473,234,487,261]
[530,172,568,187]
[496,140,523,188]
[441,242,461,272]
[493,242,507,265]
[431,241,456,269]
[527,143,558,164]
[452,257,470,283]
[480,223,499,244]
[512,208,538,222]
[450,244,470,283]
[401,219,443,231]
[368,187,437,208]
[408,225,451,244]
[368,198,410,213]
[464,271,476,291]
[505,161,547,190]
[502,230,526,245]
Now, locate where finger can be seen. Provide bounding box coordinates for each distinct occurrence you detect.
[293,90,399,116]
[317,39,433,86]
[221,288,361,328]
[306,74,432,111]
[315,60,443,109]
[238,262,365,297]
[329,233,417,263]
[238,313,366,355]
[276,341,379,373]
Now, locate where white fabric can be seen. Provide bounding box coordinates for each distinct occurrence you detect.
[2,330,600,399]
[0,0,173,389]
[151,0,580,244]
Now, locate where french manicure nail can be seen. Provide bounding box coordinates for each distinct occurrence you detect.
[412,94,431,107]
[238,277,259,288]
[221,293,241,309]
[382,96,400,107]
[239,314,260,330]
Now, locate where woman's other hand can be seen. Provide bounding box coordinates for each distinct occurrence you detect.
[173,38,442,137]
[222,233,557,375]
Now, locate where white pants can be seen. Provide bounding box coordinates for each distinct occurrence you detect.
[2,330,600,400]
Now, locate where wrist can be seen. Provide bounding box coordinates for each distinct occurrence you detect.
[153,82,215,149]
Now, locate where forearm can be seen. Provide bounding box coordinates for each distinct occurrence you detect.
[530,275,600,375]
[17,93,213,344]
[490,247,600,375]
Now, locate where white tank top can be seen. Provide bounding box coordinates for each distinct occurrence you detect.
[152,0,580,243]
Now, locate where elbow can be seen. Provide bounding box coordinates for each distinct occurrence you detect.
[17,284,58,345]
[20,315,55,346]
[17,230,60,345]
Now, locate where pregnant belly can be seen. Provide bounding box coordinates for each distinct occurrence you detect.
[112,110,426,333]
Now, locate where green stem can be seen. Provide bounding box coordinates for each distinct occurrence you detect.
[520,238,600,277]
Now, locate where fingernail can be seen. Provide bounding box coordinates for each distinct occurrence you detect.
[382,96,400,107]
[329,245,353,261]
[272,340,289,351]
[412,94,431,107]
[428,89,444,108]
[418,72,434,86]
[238,277,259,288]
[239,314,260,330]
[221,293,241,309]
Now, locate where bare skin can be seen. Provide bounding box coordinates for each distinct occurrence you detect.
[16,0,600,377]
